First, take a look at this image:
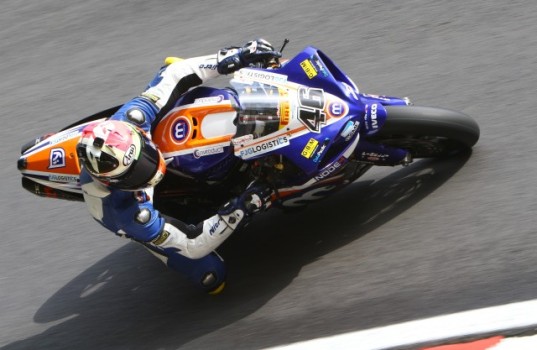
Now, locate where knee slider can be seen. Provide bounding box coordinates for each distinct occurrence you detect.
[202,272,217,287]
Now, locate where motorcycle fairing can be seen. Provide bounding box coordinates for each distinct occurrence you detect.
[152,87,238,179]
[17,122,97,194]
[229,47,369,182]
[273,47,409,131]
[275,47,362,103]
[17,46,415,199]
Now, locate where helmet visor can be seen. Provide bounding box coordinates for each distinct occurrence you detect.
[110,138,163,190]
[76,144,120,175]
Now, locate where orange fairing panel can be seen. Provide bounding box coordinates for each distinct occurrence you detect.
[23,136,81,175]
[19,124,91,192]
[153,102,237,156]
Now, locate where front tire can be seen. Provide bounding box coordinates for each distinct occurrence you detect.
[370,106,480,158]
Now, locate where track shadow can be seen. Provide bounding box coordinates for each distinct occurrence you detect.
[2,152,472,350]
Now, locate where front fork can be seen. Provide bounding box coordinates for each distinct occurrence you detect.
[354,139,412,166]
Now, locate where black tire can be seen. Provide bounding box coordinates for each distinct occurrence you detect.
[369,105,480,158]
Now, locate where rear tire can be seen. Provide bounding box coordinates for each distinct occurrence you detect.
[369,106,480,158]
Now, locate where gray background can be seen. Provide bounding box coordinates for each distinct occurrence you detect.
[1,0,537,349]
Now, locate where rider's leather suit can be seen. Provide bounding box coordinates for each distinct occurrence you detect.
[80,53,244,294]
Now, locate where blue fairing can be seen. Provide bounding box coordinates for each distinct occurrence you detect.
[274,47,362,101]
[164,47,411,184]
[167,150,237,180]
[228,47,369,182]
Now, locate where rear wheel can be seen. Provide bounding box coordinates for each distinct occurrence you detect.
[369,106,480,158]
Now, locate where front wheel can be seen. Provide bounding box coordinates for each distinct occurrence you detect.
[369,106,480,158]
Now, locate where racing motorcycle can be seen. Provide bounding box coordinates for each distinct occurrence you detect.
[17,44,480,223]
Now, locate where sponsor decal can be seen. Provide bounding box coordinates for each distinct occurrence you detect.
[340,120,360,141]
[209,218,223,235]
[232,134,254,146]
[279,100,291,126]
[314,157,345,181]
[235,69,288,84]
[199,63,218,70]
[193,146,225,158]
[238,135,290,159]
[300,59,318,79]
[152,230,169,245]
[365,103,379,130]
[370,103,378,128]
[361,151,390,162]
[327,101,348,118]
[141,92,160,103]
[49,130,79,145]
[123,144,136,166]
[194,95,224,104]
[171,117,190,144]
[48,174,79,183]
[312,138,330,163]
[278,88,291,126]
[301,138,319,158]
[311,56,329,77]
[49,148,66,169]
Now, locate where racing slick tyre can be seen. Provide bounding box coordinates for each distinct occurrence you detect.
[370,105,480,158]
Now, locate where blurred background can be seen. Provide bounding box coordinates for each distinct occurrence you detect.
[2,0,537,349]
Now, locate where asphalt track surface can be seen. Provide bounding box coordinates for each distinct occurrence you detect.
[1,1,537,349]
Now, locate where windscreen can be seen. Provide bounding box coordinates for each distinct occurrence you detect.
[230,79,290,139]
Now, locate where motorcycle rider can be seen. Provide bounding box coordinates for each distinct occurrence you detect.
[76,39,281,294]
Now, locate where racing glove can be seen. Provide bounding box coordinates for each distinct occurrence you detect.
[217,38,282,75]
[240,182,273,215]
[218,183,273,217]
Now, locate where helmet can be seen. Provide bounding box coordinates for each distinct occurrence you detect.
[76,120,166,190]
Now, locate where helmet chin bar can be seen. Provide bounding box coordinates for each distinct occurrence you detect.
[108,138,166,191]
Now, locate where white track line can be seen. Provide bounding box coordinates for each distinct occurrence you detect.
[266,299,537,350]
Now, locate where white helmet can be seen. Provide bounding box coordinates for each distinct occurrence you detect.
[76,120,166,190]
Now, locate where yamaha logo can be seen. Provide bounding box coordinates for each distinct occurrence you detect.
[123,144,136,166]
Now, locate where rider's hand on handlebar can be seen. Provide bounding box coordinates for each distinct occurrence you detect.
[239,182,273,215]
[217,182,273,218]
[240,39,282,67]
[217,38,281,74]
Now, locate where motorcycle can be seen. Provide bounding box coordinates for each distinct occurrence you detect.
[17,44,479,223]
